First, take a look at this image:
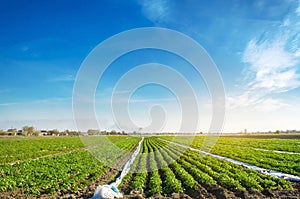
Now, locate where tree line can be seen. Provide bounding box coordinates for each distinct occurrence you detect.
[0,126,81,136]
[0,126,129,136]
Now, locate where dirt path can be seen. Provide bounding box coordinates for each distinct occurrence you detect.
[124,182,300,199]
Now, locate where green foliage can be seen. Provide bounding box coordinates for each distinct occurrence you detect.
[0,136,141,195]
[161,136,300,176]
[130,143,148,192]
[0,137,84,164]
[1,136,294,197]
[0,151,107,194]
[178,158,216,185]
[22,126,35,136]
[152,137,293,191]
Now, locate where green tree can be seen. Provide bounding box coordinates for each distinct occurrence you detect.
[33,131,40,136]
[87,129,99,135]
[49,129,60,136]
[22,126,35,136]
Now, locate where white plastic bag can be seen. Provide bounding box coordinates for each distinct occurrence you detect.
[91,185,123,199]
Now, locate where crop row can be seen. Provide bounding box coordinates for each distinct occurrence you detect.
[161,138,292,190]
[0,137,140,195]
[160,136,300,153]
[160,136,300,176]
[215,137,300,153]
[123,137,292,197]
[211,144,300,176]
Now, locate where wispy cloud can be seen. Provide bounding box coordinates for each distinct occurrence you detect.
[48,74,75,82]
[229,4,300,112]
[0,97,71,107]
[254,98,289,112]
[0,102,19,106]
[243,38,300,92]
[29,97,71,104]
[138,0,170,23]
[297,4,300,16]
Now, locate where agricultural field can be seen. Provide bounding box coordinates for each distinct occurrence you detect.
[0,135,299,198]
[0,136,140,198]
[161,135,300,176]
[120,137,299,198]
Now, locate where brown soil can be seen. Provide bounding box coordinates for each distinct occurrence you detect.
[1,182,299,199]
[124,183,300,199]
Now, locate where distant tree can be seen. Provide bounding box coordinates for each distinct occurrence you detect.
[62,129,69,136]
[69,131,79,136]
[87,129,100,135]
[33,130,40,136]
[49,129,59,136]
[275,130,281,134]
[22,126,35,136]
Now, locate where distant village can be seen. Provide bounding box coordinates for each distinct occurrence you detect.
[0,126,128,136]
[0,126,299,136]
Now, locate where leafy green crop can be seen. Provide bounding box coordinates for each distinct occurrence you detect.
[122,137,293,197]
[160,136,300,176]
[0,136,140,195]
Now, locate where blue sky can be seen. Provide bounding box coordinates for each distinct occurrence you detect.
[1,0,300,132]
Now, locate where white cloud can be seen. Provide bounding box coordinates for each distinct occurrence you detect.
[296,49,300,57]
[243,39,297,70]
[242,37,300,93]
[254,98,289,112]
[0,98,71,107]
[227,92,287,112]
[227,91,260,109]
[0,102,19,106]
[139,0,170,23]
[282,18,290,26]
[49,74,75,82]
[297,5,300,16]
[230,5,300,113]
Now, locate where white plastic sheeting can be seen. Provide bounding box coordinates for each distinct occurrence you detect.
[91,137,144,199]
[246,147,300,155]
[220,144,300,155]
[163,139,300,182]
[111,137,144,188]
